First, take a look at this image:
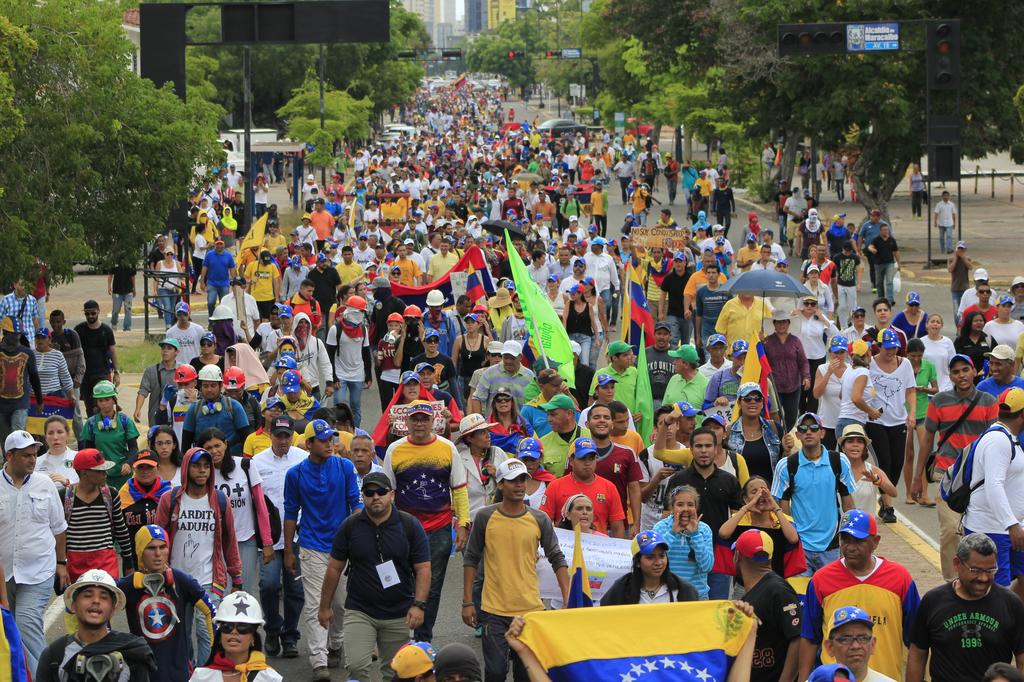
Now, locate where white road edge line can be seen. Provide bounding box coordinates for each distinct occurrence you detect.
[894,509,941,553]
[44,595,65,631]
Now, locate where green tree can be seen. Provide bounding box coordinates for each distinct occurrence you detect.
[0,16,35,199]
[0,0,220,283]
[465,19,541,89]
[276,77,374,165]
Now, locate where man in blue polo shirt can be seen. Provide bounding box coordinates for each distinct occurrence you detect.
[771,412,857,574]
[317,472,431,682]
[284,419,362,680]
[199,238,237,316]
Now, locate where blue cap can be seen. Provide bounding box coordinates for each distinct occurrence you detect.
[704,413,727,428]
[201,331,216,345]
[852,305,866,314]
[465,313,479,323]
[798,411,823,427]
[595,373,618,387]
[188,448,212,465]
[949,353,974,369]
[715,236,725,245]
[830,606,874,631]
[306,419,336,441]
[407,401,434,416]
[829,335,849,353]
[414,362,435,374]
[280,370,301,393]
[674,251,687,261]
[674,401,699,417]
[879,328,900,348]
[423,328,440,341]
[707,333,727,347]
[737,382,763,398]
[316,253,327,262]
[276,304,293,319]
[732,339,749,357]
[906,291,921,305]
[263,395,284,411]
[35,327,50,338]
[631,530,669,556]
[503,280,516,291]
[534,213,544,220]
[999,294,1014,306]
[808,663,855,682]
[289,255,301,269]
[573,257,586,267]
[400,370,421,385]
[572,437,597,458]
[175,301,190,315]
[777,258,788,266]
[547,274,559,283]
[838,509,877,539]
[592,237,607,246]
[274,355,297,370]
[516,437,543,459]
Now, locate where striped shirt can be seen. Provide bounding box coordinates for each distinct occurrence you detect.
[64,490,134,566]
[33,349,73,395]
[924,387,998,471]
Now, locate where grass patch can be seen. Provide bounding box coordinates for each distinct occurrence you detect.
[118,340,160,373]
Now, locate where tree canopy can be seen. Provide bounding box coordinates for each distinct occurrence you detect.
[277,78,374,166]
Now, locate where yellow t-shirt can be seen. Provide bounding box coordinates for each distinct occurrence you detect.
[428,252,460,281]
[683,270,728,301]
[264,233,288,254]
[336,261,364,286]
[736,245,760,272]
[242,428,300,458]
[696,177,713,197]
[395,257,422,286]
[714,297,772,345]
[244,261,280,302]
[475,507,555,616]
[591,191,605,216]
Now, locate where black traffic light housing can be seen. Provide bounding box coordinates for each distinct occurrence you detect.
[507,50,523,58]
[440,49,462,60]
[778,23,846,56]
[926,20,960,90]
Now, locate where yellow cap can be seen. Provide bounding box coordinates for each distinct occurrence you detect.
[1000,388,1024,413]
[850,339,869,356]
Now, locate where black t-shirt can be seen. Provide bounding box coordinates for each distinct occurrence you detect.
[411,352,456,390]
[308,266,342,314]
[330,508,431,620]
[834,254,860,288]
[664,466,742,535]
[744,572,802,682]
[910,581,1024,682]
[660,270,691,317]
[74,322,116,378]
[871,236,898,264]
[110,265,137,295]
[573,363,595,408]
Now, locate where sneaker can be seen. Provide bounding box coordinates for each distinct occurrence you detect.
[265,634,281,657]
[879,506,897,523]
[327,647,343,668]
[312,666,331,681]
[282,641,299,658]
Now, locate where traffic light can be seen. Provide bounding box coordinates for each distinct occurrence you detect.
[778,23,845,56]
[926,20,960,89]
[506,50,523,58]
[544,50,557,58]
[440,49,462,60]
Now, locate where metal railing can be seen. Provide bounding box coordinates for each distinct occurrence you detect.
[142,270,188,338]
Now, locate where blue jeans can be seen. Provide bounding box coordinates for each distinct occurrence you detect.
[600,289,614,325]
[416,525,453,642]
[480,610,528,682]
[707,572,732,600]
[206,284,230,317]
[802,548,840,576]
[239,537,261,599]
[777,215,789,245]
[334,380,364,428]
[0,408,28,451]
[952,291,965,327]
[874,263,896,303]
[158,287,178,327]
[569,333,594,369]
[666,314,691,346]
[111,293,133,331]
[260,549,304,645]
[6,578,51,675]
[938,225,954,253]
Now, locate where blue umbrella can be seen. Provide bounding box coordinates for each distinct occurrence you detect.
[719,269,812,298]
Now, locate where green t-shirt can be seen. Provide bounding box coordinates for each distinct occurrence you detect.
[540,425,592,478]
[914,359,937,420]
[81,412,140,490]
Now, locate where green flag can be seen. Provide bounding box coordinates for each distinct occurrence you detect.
[634,328,654,445]
[503,231,575,388]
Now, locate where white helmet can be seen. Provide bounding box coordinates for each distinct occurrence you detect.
[63,568,126,612]
[215,591,264,625]
[425,290,446,307]
[197,365,223,383]
[209,304,234,321]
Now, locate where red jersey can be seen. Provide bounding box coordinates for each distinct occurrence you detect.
[540,473,625,534]
[594,443,643,512]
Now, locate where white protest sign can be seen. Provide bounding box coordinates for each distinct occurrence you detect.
[537,527,634,602]
[388,400,447,435]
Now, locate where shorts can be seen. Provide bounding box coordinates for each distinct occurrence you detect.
[964,527,1024,586]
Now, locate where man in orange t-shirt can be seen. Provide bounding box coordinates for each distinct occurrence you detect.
[309,201,335,245]
[540,437,626,537]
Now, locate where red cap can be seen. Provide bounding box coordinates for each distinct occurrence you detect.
[731,529,774,560]
[73,448,115,473]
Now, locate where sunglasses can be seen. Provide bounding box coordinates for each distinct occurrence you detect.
[200,340,214,346]
[424,338,439,343]
[740,395,763,403]
[494,395,513,402]
[977,289,992,295]
[219,622,257,635]
[853,313,866,318]
[797,423,822,433]
[803,301,818,307]
[362,487,389,498]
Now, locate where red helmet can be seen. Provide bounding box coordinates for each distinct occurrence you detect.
[175,365,197,384]
[387,312,404,324]
[346,295,367,311]
[223,366,246,390]
[403,305,423,318]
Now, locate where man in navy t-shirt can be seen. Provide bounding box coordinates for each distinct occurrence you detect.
[199,239,236,316]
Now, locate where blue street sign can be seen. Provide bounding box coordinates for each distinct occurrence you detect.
[560,48,582,59]
[846,23,900,52]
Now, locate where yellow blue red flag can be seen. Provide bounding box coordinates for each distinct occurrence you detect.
[566,524,593,608]
[520,601,755,682]
[0,606,30,681]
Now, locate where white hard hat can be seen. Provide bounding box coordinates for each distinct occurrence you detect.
[64,569,126,612]
[209,304,234,321]
[214,591,265,625]
[425,290,446,307]
[198,364,223,383]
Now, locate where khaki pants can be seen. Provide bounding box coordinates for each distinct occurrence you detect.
[343,609,410,682]
[300,547,346,668]
[938,498,962,581]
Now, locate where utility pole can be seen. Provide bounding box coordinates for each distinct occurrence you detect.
[319,44,326,186]
[243,46,253,238]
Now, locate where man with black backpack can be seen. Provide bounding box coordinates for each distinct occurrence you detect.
[771,412,857,574]
[911,353,998,580]
[317,472,431,682]
[961,388,1024,599]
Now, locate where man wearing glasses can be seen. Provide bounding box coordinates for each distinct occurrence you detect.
[798,508,919,682]
[822,607,895,682]
[908,533,1024,682]
[772,412,856,574]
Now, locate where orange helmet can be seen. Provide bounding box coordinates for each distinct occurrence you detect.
[403,305,423,318]
[175,365,198,384]
[346,295,367,311]
[223,366,246,390]
[387,312,404,324]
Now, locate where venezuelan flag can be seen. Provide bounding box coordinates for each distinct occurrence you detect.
[566,524,593,608]
[0,606,30,682]
[730,336,773,422]
[519,601,755,682]
[621,259,654,355]
[391,245,496,308]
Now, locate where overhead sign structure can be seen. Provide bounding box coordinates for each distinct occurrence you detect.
[846,22,900,52]
[560,48,581,59]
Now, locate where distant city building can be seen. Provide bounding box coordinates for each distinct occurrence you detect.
[465,0,485,34]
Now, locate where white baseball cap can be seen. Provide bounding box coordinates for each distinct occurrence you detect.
[502,340,523,357]
[4,430,41,452]
[974,268,989,282]
[495,458,529,481]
